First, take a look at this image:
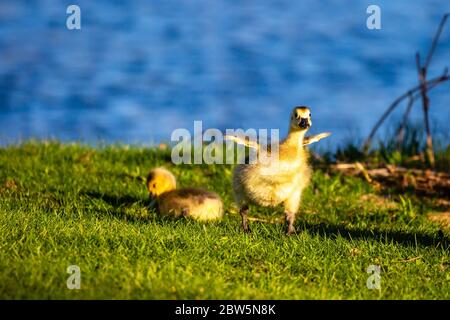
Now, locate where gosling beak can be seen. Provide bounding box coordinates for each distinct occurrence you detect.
[298,118,310,129]
[148,193,157,207]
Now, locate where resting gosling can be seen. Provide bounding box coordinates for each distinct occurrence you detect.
[232,106,329,235]
[147,168,223,221]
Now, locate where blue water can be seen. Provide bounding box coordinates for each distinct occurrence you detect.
[0,0,449,146]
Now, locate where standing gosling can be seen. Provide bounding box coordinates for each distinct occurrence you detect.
[147,168,223,221]
[232,106,328,235]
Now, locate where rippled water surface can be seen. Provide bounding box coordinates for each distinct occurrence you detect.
[0,0,449,146]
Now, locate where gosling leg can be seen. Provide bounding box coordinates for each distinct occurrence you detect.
[285,211,296,235]
[181,208,189,218]
[284,190,302,235]
[239,204,251,233]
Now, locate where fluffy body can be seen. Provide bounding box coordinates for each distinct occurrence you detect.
[233,132,311,209]
[232,106,315,234]
[158,188,223,221]
[147,168,223,221]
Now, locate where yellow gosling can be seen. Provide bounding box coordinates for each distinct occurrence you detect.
[232,106,327,235]
[147,168,223,221]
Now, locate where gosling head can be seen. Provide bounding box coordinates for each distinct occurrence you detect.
[146,167,177,199]
[289,106,312,132]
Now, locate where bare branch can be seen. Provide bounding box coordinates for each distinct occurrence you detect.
[417,47,435,166]
[424,13,450,69]
[396,92,415,146]
[362,73,449,151]
[363,13,450,155]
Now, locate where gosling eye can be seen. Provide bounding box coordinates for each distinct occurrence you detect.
[152,183,156,188]
[295,113,300,119]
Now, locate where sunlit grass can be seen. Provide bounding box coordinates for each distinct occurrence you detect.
[0,141,448,299]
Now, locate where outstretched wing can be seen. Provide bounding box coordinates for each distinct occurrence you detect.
[225,131,331,149]
[303,132,331,146]
[224,135,260,150]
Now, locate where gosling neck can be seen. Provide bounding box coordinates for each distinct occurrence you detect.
[284,129,307,148]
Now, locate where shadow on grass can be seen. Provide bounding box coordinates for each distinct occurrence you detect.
[298,221,449,249]
[82,191,449,248]
[84,191,147,207]
[82,191,156,223]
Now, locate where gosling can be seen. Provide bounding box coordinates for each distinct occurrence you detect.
[146,167,223,221]
[232,106,329,235]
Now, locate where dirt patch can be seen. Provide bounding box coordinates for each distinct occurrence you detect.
[331,163,450,199]
[0,179,19,193]
[427,212,450,229]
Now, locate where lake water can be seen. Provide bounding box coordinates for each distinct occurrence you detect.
[0,0,449,147]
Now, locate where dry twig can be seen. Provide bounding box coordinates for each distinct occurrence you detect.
[363,13,450,164]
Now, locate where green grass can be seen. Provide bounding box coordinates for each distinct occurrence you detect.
[0,141,449,299]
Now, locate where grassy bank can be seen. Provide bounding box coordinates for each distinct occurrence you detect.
[0,141,449,299]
